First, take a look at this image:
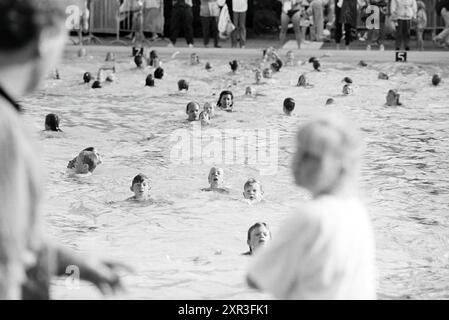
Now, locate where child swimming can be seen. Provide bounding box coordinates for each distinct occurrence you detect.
[243,178,264,203]
[201,167,229,194]
[203,102,215,118]
[68,150,101,174]
[186,101,201,121]
[127,173,151,201]
[44,113,62,131]
[67,147,102,173]
[243,222,272,255]
[247,115,377,299]
[386,89,402,106]
[283,98,295,116]
[217,90,234,112]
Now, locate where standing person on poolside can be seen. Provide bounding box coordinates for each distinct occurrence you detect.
[246,115,377,299]
[200,0,221,48]
[279,0,304,48]
[434,0,449,47]
[168,0,195,47]
[390,0,417,51]
[0,0,127,299]
[231,0,248,48]
[309,0,325,41]
[334,0,358,49]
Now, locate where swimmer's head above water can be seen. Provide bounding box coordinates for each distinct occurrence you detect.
[243,178,264,203]
[217,90,234,111]
[44,113,62,131]
[203,102,215,118]
[129,173,151,201]
[67,147,102,172]
[245,222,271,255]
[186,101,201,121]
[73,150,101,174]
[283,97,295,116]
[208,167,225,189]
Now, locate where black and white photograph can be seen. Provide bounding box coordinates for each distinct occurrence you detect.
[0,0,449,305]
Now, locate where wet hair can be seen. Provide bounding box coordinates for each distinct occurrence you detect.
[44,113,61,131]
[247,222,271,252]
[0,0,66,52]
[217,90,234,108]
[78,151,99,173]
[154,67,164,79]
[178,79,189,91]
[432,74,441,86]
[243,178,263,193]
[145,74,154,86]
[131,173,150,187]
[283,98,295,112]
[134,55,143,68]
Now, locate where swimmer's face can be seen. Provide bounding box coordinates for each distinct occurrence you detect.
[248,225,271,254]
[204,103,214,116]
[220,94,233,109]
[208,168,224,188]
[243,183,263,202]
[292,128,343,196]
[187,103,200,121]
[131,179,151,201]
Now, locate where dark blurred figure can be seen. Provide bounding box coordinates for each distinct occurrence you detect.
[253,0,281,35]
[169,0,195,47]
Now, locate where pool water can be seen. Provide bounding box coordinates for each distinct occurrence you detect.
[21,49,449,299]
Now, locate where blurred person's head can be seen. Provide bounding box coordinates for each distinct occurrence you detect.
[0,0,67,96]
[417,1,426,10]
[292,115,362,197]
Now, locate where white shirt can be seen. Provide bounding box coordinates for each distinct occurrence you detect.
[247,195,377,300]
[232,0,248,12]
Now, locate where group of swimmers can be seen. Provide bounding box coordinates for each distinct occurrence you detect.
[44,110,271,256]
[39,41,447,299]
[45,45,444,263]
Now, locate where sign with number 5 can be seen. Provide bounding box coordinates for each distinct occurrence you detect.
[395,51,407,62]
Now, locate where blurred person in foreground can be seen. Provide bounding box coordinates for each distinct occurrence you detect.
[0,0,128,299]
[246,115,377,299]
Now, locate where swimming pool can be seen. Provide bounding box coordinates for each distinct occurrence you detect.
[22,46,449,299]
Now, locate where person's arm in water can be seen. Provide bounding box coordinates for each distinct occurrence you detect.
[52,244,130,294]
